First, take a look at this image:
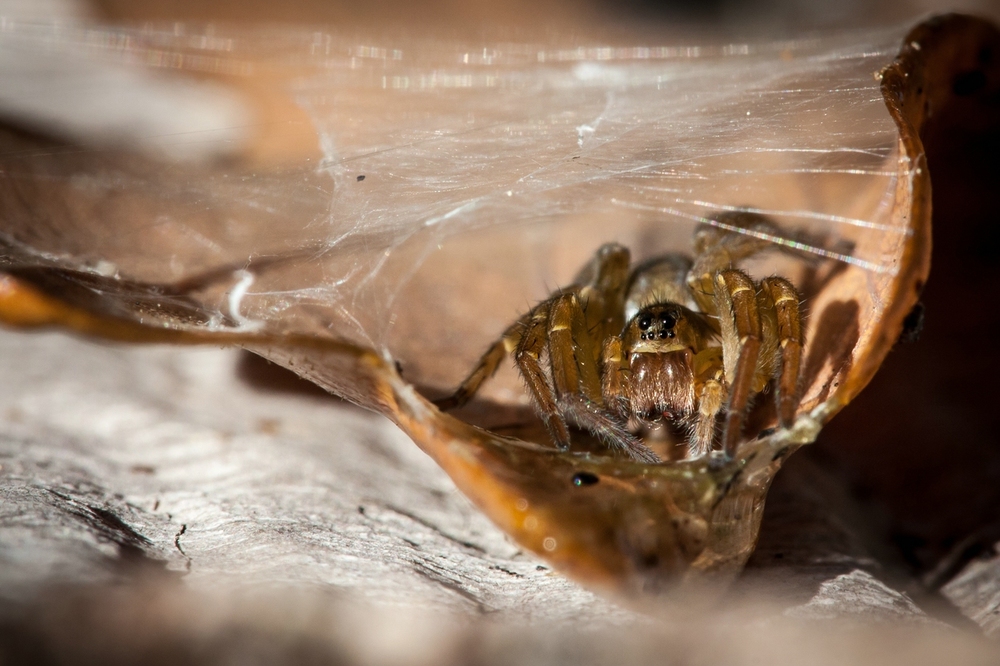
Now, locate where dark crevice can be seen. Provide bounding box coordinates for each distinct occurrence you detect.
[43,489,178,578]
[46,490,149,555]
[381,503,488,554]
[489,565,525,578]
[174,524,192,573]
[921,522,1000,592]
[412,560,491,615]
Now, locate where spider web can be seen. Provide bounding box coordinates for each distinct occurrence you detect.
[0,21,911,401]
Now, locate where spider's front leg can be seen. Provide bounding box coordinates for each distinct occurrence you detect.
[713,269,763,457]
[437,243,657,463]
[684,212,805,456]
[709,270,804,457]
[758,277,803,428]
[512,298,573,449]
[544,293,660,463]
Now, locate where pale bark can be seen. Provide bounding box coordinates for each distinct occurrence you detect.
[2,329,995,664]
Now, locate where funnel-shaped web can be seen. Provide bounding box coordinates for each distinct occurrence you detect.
[273,28,908,409]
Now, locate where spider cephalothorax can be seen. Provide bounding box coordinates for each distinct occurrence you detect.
[603,303,704,420]
[436,212,804,463]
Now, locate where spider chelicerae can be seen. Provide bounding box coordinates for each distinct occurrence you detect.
[435,212,804,464]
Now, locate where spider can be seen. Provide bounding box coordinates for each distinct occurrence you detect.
[435,212,804,464]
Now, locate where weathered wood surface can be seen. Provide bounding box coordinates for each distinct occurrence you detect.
[0,330,635,621]
[1,328,998,664]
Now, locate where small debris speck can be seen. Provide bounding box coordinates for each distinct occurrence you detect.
[257,418,280,435]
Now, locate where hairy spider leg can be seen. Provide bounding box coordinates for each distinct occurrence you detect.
[548,292,603,403]
[687,211,779,315]
[436,242,661,463]
[435,243,630,414]
[558,394,660,464]
[600,337,628,415]
[549,293,659,463]
[432,326,518,411]
[715,269,763,458]
[684,212,805,456]
[689,348,726,458]
[514,301,573,449]
[758,277,803,427]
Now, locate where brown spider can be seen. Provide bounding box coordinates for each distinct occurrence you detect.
[435,212,804,464]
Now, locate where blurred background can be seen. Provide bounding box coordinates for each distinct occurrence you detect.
[8,0,1000,32]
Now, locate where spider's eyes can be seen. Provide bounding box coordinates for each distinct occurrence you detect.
[660,312,677,329]
[637,315,652,330]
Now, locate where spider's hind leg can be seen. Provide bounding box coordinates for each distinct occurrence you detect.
[437,243,628,413]
[433,325,520,411]
[687,211,779,314]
